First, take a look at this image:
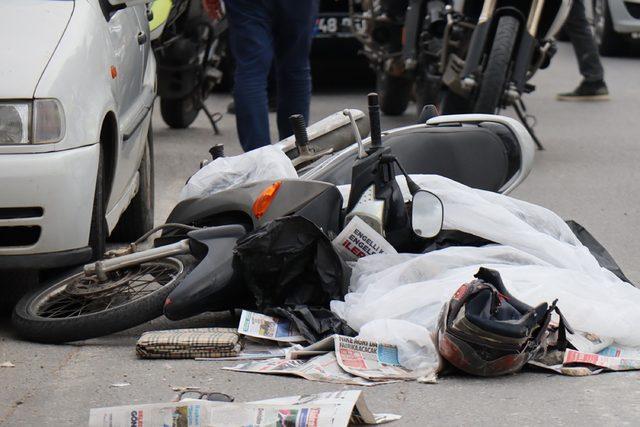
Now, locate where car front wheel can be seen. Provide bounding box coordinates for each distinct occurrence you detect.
[593,0,625,56]
[110,122,155,242]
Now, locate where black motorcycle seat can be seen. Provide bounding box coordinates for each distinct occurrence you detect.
[313,125,513,191]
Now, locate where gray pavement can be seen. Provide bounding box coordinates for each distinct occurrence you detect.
[2,43,640,426]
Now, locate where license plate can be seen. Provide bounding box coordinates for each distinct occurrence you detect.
[314,15,366,38]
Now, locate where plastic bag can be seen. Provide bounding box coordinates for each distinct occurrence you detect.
[180,145,297,200]
[356,319,440,379]
[332,175,640,347]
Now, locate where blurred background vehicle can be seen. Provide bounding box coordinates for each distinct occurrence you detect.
[590,0,640,55]
[150,0,230,129]
[0,0,156,275]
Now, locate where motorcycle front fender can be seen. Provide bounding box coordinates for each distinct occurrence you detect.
[163,225,247,320]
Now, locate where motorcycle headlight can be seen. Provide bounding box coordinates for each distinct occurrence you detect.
[0,99,65,145]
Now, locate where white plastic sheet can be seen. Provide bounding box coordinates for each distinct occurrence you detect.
[180,145,297,200]
[332,175,640,347]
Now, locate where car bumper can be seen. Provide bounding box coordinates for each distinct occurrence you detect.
[610,0,640,33]
[0,144,99,269]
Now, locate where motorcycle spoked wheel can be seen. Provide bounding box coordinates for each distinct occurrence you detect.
[160,92,202,129]
[473,15,520,114]
[12,255,195,344]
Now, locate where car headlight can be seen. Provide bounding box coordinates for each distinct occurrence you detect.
[0,99,65,145]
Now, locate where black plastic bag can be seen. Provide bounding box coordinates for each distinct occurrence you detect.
[233,216,350,310]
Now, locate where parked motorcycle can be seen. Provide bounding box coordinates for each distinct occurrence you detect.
[150,0,229,129]
[351,0,571,143]
[12,96,534,343]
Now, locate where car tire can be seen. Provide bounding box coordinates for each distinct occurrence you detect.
[110,123,155,243]
[88,145,107,260]
[377,71,412,116]
[593,0,625,56]
[160,94,200,129]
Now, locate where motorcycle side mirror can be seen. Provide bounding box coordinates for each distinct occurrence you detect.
[411,190,444,238]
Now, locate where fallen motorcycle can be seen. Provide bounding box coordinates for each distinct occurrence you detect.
[12,95,535,343]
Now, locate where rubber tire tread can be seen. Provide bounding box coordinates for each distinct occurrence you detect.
[473,15,520,114]
[160,95,200,129]
[12,255,195,344]
[110,124,155,242]
[89,145,107,260]
[377,72,412,116]
[597,1,625,56]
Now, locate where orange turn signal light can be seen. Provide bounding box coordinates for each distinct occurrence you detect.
[252,181,282,219]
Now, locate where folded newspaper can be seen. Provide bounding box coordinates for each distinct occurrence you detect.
[89,390,401,427]
[223,352,396,386]
[289,334,416,381]
[238,310,306,343]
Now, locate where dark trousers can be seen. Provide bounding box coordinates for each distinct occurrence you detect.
[564,0,604,82]
[225,0,319,151]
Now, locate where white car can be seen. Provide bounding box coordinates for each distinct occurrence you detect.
[0,0,156,270]
[591,0,640,55]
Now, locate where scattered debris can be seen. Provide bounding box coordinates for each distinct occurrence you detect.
[89,390,400,426]
[109,382,131,388]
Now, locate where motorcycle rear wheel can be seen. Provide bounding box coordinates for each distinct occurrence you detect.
[473,15,520,113]
[160,94,200,129]
[12,256,195,343]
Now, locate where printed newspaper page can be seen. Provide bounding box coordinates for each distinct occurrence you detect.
[223,353,395,386]
[238,310,306,343]
[564,348,640,371]
[89,390,401,427]
[334,335,415,381]
[332,215,397,261]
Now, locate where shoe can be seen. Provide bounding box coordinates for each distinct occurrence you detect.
[556,80,609,101]
[227,101,235,114]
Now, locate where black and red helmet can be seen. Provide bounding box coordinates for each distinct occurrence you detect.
[437,267,570,377]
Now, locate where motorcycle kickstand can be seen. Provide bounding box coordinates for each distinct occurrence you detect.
[513,100,544,150]
[197,99,223,135]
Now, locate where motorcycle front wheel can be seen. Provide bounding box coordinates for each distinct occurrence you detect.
[377,71,412,116]
[12,256,195,344]
[160,94,200,129]
[473,15,520,114]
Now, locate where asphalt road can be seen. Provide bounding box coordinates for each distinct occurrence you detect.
[2,42,640,426]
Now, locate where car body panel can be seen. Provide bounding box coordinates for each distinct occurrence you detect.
[0,144,99,255]
[608,0,640,33]
[0,0,73,99]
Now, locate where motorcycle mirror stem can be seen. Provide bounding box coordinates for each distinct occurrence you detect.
[342,109,367,159]
[368,93,383,150]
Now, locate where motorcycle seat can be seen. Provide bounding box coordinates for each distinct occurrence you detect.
[310,125,514,192]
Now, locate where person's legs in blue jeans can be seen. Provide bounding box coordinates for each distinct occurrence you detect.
[225,0,274,151]
[273,0,319,140]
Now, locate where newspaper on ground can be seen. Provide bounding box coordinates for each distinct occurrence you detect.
[89,390,401,427]
[223,352,395,386]
[564,348,640,371]
[566,330,613,354]
[238,310,306,343]
[196,342,293,361]
[289,334,415,381]
[332,215,397,261]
